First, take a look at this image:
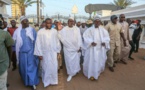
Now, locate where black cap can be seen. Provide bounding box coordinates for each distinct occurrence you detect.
[111,15,118,20]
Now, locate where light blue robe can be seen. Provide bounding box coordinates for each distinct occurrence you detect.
[19,28,39,86]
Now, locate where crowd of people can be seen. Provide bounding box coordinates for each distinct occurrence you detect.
[0,13,143,90]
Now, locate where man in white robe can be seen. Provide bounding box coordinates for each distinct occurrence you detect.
[34,18,61,87]
[83,16,110,80]
[57,17,82,82]
[80,21,88,37]
[79,21,88,63]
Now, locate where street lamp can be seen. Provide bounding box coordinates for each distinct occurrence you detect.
[72,5,78,20]
[58,14,59,20]
[37,0,40,24]
[41,15,44,21]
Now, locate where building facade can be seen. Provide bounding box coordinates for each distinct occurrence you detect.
[11,3,21,18]
[0,0,11,20]
[96,10,112,17]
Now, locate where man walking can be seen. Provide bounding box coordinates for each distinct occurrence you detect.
[34,18,61,87]
[58,17,82,82]
[132,20,142,53]
[119,14,131,64]
[105,15,127,72]
[7,20,18,71]
[83,16,110,80]
[0,18,14,90]
[13,16,39,90]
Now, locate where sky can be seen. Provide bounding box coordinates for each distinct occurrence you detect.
[6,0,145,17]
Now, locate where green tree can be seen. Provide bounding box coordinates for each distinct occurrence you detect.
[12,0,37,15]
[111,0,136,9]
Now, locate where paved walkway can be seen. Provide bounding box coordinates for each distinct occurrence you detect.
[8,49,145,90]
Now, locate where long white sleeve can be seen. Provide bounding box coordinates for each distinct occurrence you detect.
[34,32,43,56]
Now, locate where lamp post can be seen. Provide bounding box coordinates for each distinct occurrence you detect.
[58,13,60,20]
[41,15,44,21]
[37,0,40,24]
[72,5,78,20]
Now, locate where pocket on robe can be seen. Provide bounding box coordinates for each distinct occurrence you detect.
[116,41,120,46]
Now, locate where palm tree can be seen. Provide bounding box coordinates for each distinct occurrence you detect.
[111,0,136,9]
[12,0,37,15]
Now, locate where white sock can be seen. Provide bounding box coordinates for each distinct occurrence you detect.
[33,85,36,90]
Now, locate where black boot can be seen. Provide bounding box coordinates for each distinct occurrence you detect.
[109,67,114,72]
[6,83,10,87]
[120,60,127,64]
[128,57,134,60]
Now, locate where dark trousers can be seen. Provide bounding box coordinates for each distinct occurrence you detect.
[11,51,17,69]
[129,41,135,57]
[133,38,140,52]
[80,55,84,64]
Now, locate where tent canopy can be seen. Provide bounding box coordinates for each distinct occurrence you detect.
[85,4,121,14]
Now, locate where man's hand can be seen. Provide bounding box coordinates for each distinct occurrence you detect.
[9,61,11,68]
[57,53,61,60]
[57,53,61,57]
[91,42,97,46]
[120,33,127,47]
[136,36,140,40]
[129,40,132,43]
[124,41,127,46]
[129,40,133,44]
[38,56,43,60]
[7,46,12,68]
[102,43,106,47]
[78,48,81,53]
[8,56,12,68]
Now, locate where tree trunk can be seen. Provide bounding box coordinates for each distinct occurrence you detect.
[21,7,26,16]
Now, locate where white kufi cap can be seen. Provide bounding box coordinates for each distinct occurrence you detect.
[20,16,28,22]
[68,16,74,20]
[94,15,101,21]
[81,20,86,23]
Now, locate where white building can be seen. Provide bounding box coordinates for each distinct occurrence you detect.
[97,10,112,17]
[101,4,145,49]
[0,0,11,20]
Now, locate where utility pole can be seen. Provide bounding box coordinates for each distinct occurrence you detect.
[72,5,78,20]
[89,13,92,19]
[37,0,40,24]
[58,14,59,20]
[40,0,42,20]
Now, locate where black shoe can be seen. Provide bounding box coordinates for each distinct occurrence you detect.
[6,83,10,87]
[109,67,114,72]
[114,61,118,63]
[121,60,127,64]
[129,57,134,60]
[31,87,35,90]
[12,67,16,71]
[134,50,138,53]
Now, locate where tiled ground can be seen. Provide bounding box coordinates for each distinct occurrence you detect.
[8,49,145,90]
